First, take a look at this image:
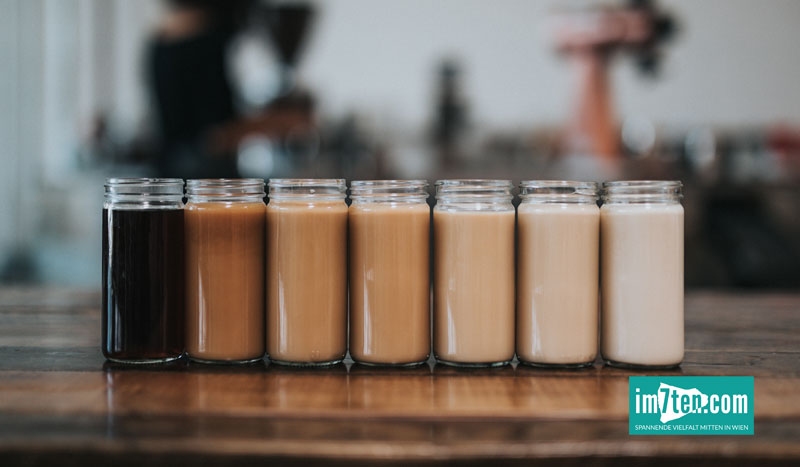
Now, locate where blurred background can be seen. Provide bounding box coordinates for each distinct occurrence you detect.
[0,0,799,288]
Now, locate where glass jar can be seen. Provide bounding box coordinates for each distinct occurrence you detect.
[349,180,431,366]
[600,180,684,368]
[517,181,599,367]
[266,179,348,366]
[433,179,515,367]
[102,178,185,363]
[185,179,266,364]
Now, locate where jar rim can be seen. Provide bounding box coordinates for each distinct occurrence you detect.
[351,179,428,188]
[105,177,183,187]
[350,180,429,199]
[186,178,265,199]
[104,178,184,196]
[187,178,264,186]
[435,179,513,203]
[269,178,346,199]
[603,180,682,190]
[269,178,346,188]
[435,179,513,188]
[520,180,598,189]
[519,180,598,202]
[602,180,683,202]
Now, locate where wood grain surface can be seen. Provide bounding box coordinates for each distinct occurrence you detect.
[0,288,798,466]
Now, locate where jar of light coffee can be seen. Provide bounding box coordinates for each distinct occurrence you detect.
[517,181,599,367]
[266,179,348,366]
[349,180,431,366]
[600,180,684,368]
[185,179,266,364]
[433,179,515,367]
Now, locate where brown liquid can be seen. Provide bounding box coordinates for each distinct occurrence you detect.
[600,203,684,367]
[349,203,431,365]
[102,208,185,362]
[185,202,266,362]
[433,210,515,364]
[516,204,599,365]
[266,200,348,364]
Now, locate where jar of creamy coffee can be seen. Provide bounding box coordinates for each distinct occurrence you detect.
[266,179,348,366]
[185,179,266,364]
[600,180,684,368]
[517,181,599,367]
[433,179,515,367]
[349,180,431,366]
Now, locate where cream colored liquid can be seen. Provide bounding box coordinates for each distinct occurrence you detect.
[349,203,431,365]
[517,203,599,365]
[433,209,515,364]
[266,200,348,364]
[185,202,266,362]
[600,203,684,367]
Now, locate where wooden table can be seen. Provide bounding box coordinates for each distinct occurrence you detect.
[0,288,798,466]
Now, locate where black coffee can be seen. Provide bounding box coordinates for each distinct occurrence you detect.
[102,208,185,362]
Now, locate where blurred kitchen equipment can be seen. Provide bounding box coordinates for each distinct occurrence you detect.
[430,59,469,168]
[257,0,316,96]
[224,0,319,178]
[552,0,676,160]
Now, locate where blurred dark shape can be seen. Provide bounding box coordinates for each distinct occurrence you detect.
[0,251,38,283]
[245,0,317,101]
[77,113,116,167]
[327,114,378,180]
[260,1,316,94]
[165,0,252,32]
[151,31,234,146]
[628,0,677,76]
[149,0,254,178]
[768,126,800,178]
[267,5,312,65]
[431,59,469,168]
[147,0,319,178]
[230,1,320,175]
[705,193,800,288]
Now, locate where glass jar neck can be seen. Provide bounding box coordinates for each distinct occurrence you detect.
[186,179,265,203]
[602,180,683,204]
[104,178,184,209]
[350,180,429,204]
[269,178,346,201]
[519,180,598,204]
[435,179,513,209]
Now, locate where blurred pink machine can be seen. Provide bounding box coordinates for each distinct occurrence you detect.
[552,0,675,160]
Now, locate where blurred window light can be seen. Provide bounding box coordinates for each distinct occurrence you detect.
[229,33,281,110]
[621,115,656,157]
[237,135,276,178]
[685,127,716,172]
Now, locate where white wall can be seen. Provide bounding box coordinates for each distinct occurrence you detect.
[303,0,800,128]
[0,0,20,259]
[0,0,44,260]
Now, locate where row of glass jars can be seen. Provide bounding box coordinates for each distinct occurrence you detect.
[102,178,683,368]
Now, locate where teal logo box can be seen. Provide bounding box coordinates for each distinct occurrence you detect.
[629,376,754,435]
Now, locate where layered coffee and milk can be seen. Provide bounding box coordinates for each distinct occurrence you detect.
[266,179,348,365]
[349,181,431,366]
[185,179,266,363]
[516,181,599,366]
[433,180,515,366]
[600,181,684,368]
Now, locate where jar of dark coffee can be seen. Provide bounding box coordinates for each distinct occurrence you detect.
[102,178,185,363]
